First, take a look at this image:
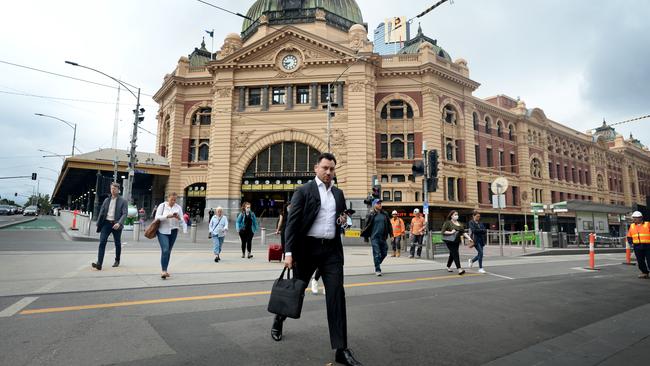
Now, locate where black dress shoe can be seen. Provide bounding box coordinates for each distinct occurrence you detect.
[335,349,363,366]
[112,260,120,268]
[91,262,102,271]
[271,315,284,342]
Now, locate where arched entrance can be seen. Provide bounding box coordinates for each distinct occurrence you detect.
[241,141,322,218]
[185,183,207,221]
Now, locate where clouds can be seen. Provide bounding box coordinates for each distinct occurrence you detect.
[0,0,649,202]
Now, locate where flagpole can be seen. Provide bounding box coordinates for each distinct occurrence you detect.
[211,29,214,59]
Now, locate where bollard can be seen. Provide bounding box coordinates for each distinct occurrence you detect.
[190,223,197,243]
[261,228,267,248]
[586,233,599,270]
[133,222,141,242]
[71,209,79,231]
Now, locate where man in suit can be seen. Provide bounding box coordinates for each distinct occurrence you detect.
[271,153,363,366]
[92,182,128,270]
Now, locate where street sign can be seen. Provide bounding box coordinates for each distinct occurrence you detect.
[492,194,506,209]
[551,201,568,213]
[491,177,509,195]
[423,202,429,215]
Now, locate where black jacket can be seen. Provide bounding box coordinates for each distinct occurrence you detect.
[469,220,487,244]
[284,180,347,260]
[361,209,393,241]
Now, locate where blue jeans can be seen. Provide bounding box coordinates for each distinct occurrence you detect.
[634,244,650,274]
[471,242,485,268]
[371,237,388,272]
[97,222,122,266]
[212,235,225,255]
[157,229,178,271]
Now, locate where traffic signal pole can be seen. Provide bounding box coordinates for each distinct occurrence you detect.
[423,142,430,257]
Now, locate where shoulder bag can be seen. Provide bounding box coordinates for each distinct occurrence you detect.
[144,204,163,239]
[267,267,307,319]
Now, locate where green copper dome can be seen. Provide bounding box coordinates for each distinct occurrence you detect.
[242,0,364,39]
[399,24,451,62]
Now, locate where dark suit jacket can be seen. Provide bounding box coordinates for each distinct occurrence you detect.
[284,180,347,261]
[96,196,128,231]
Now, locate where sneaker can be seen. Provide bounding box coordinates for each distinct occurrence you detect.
[376,271,382,277]
[468,259,474,268]
[241,254,245,258]
[478,268,486,274]
[447,267,453,272]
[408,255,414,259]
[311,279,319,294]
[638,273,649,279]
[458,269,466,275]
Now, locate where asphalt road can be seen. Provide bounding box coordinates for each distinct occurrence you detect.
[1,219,649,366]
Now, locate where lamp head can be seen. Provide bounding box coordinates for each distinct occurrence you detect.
[65,61,79,66]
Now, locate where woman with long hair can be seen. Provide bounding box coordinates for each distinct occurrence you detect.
[154,192,188,279]
[441,210,473,275]
[236,202,258,259]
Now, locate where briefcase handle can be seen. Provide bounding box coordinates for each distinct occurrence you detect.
[279,267,293,280]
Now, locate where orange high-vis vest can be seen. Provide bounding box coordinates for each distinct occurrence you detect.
[411,216,425,235]
[391,217,405,237]
[627,222,650,244]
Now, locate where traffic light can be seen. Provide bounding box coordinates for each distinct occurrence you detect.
[426,177,438,193]
[372,185,381,199]
[412,160,425,177]
[428,150,439,178]
[31,173,37,180]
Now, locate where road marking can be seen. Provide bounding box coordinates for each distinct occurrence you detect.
[571,263,623,272]
[19,273,483,315]
[0,297,39,317]
[488,272,515,280]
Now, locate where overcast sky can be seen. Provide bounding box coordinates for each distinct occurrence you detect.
[1,0,648,204]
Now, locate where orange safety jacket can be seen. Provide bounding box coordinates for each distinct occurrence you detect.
[411,216,426,236]
[627,222,650,244]
[391,217,405,237]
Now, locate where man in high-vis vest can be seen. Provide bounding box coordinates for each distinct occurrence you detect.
[627,211,650,279]
[390,211,405,257]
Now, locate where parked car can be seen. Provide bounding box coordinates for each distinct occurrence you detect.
[23,206,38,216]
[0,205,10,215]
[9,206,18,215]
[15,207,23,215]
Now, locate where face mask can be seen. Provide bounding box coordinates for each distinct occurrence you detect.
[452,215,459,220]
[246,208,251,213]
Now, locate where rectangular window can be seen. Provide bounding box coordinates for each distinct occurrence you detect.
[394,191,402,202]
[477,182,483,204]
[272,87,286,105]
[380,134,388,159]
[499,151,505,170]
[510,153,516,173]
[189,140,196,162]
[407,134,415,160]
[556,164,561,180]
[572,168,577,183]
[198,139,209,161]
[383,191,391,202]
[391,175,406,183]
[390,135,405,159]
[296,86,310,104]
[320,84,334,103]
[549,162,554,179]
[564,166,569,182]
[447,177,456,201]
[381,175,389,183]
[475,145,481,166]
[248,88,261,106]
[512,186,519,206]
[488,185,494,204]
[486,148,493,167]
[390,107,404,119]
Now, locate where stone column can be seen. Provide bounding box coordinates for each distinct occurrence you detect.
[336,82,344,108]
[310,83,319,109]
[286,85,294,110]
[261,85,269,111]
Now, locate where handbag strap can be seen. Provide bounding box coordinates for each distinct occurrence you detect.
[279,267,292,280]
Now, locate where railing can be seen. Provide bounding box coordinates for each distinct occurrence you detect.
[382,54,420,63]
[189,66,207,73]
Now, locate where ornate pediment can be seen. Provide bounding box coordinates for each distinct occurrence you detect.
[211,26,361,70]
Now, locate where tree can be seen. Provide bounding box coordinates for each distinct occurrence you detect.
[24,194,52,214]
[0,198,17,206]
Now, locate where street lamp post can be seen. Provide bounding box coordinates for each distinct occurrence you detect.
[66,61,144,203]
[34,114,77,157]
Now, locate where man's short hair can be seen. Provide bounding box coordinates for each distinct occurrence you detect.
[111,182,121,189]
[316,152,337,165]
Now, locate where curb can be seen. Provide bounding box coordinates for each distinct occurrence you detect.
[0,217,37,229]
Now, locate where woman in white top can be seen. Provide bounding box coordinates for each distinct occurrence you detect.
[154,192,188,279]
[209,207,228,262]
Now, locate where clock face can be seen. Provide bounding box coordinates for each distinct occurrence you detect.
[282,55,298,71]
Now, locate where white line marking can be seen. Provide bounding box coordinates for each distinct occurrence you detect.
[488,272,515,280]
[0,297,39,317]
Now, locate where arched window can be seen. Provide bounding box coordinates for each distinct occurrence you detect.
[496,121,503,138]
[443,105,457,124]
[485,116,492,134]
[597,174,604,191]
[381,100,414,120]
[191,107,212,125]
[508,124,515,141]
[243,141,321,177]
[473,112,479,131]
[391,135,405,159]
[446,142,454,161]
[530,158,542,178]
[198,140,209,161]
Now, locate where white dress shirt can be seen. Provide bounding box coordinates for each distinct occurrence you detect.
[155,202,188,235]
[307,176,337,240]
[106,197,117,221]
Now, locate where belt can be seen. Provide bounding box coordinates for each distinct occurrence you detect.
[307,236,336,245]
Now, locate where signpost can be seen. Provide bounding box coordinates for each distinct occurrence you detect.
[530,202,546,248]
[491,177,509,256]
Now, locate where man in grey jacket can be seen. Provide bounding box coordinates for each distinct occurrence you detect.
[92,182,128,270]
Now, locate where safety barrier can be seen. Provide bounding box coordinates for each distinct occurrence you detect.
[61,210,92,236]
